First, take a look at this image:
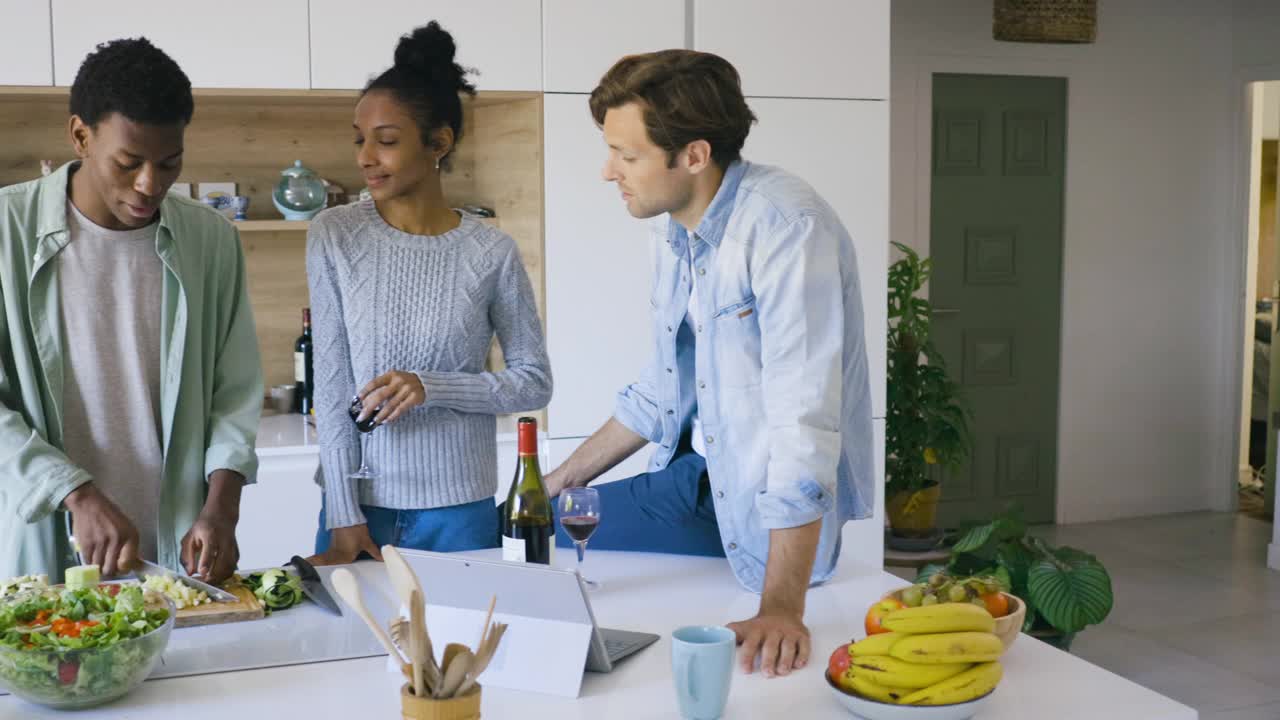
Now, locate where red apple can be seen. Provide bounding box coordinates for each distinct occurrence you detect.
[828,643,853,680]
[864,597,906,636]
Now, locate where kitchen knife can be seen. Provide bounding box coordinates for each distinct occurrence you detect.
[286,555,342,616]
[135,559,239,603]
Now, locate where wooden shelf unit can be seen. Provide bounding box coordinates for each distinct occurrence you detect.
[0,86,544,389]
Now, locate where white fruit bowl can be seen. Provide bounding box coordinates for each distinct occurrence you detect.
[885,586,1026,650]
[827,673,996,720]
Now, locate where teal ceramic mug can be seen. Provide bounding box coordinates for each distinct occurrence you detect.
[671,625,735,720]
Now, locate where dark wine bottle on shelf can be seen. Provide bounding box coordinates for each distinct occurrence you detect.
[502,417,553,564]
[294,308,313,414]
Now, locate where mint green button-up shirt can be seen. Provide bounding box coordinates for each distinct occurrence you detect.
[0,163,262,580]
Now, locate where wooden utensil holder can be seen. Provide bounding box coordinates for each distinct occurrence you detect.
[400,683,481,720]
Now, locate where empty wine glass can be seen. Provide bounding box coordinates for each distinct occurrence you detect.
[348,395,379,480]
[559,487,601,590]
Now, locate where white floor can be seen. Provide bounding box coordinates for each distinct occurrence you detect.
[902,512,1280,719]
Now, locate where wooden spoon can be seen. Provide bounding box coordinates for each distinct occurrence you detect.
[383,546,442,690]
[436,645,474,699]
[330,568,408,672]
[381,546,420,607]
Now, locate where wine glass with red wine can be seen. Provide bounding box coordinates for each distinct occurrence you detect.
[559,487,601,589]
[348,395,380,480]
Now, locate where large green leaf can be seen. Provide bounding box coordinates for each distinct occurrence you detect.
[991,565,1013,593]
[952,521,997,553]
[994,514,1026,542]
[996,540,1037,597]
[1027,549,1113,633]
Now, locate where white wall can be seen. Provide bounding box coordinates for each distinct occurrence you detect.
[1232,0,1280,72]
[892,0,1236,524]
[1262,83,1280,140]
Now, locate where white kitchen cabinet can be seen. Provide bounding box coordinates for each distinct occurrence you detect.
[309,0,541,91]
[742,97,888,418]
[693,0,888,100]
[542,0,685,93]
[0,0,52,86]
[51,0,309,88]
[544,93,654,439]
[237,454,320,570]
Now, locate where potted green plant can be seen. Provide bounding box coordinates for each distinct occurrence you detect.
[917,508,1114,651]
[886,241,972,539]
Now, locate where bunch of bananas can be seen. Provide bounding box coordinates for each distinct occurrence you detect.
[834,603,1005,706]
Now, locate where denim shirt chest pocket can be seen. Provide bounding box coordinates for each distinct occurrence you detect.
[712,294,762,388]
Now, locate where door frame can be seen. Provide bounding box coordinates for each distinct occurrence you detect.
[905,56,1071,522]
[1227,63,1280,524]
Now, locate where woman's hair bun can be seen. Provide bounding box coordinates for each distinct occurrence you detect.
[394,21,460,84]
[365,20,476,170]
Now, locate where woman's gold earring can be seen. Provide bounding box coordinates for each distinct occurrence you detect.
[434,156,441,171]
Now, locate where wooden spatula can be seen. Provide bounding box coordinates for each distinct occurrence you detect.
[409,589,426,697]
[383,546,442,690]
[330,568,409,674]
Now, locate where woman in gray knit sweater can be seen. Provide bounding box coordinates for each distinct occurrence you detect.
[306,22,552,565]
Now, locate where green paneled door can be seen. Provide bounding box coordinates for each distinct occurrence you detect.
[929,73,1066,526]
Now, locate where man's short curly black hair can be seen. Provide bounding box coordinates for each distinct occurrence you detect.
[69,37,194,128]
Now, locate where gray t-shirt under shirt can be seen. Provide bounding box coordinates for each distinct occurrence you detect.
[59,201,165,563]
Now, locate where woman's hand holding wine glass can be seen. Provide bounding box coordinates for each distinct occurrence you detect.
[359,370,426,425]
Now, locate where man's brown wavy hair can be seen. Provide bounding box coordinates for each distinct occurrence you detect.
[590,50,756,170]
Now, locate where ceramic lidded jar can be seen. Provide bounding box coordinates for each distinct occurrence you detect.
[272,160,327,220]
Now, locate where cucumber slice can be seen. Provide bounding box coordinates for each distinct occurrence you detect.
[65,564,101,590]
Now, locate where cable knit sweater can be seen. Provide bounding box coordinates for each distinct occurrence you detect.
[306,200,552,529]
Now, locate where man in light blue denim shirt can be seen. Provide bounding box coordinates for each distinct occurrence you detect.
[545,50,875,679]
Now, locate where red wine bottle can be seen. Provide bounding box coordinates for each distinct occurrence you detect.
[294,308,313,414]
[502,417,553,564]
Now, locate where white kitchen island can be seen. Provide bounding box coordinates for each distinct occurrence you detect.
[0,548,1195,719]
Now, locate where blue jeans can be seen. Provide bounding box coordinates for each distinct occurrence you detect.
[315,498,500,556]
[553,450,725,557]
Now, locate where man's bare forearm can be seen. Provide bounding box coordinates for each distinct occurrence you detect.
[205,470,245,520]
[760,519,822,615]
[551,418,648,490]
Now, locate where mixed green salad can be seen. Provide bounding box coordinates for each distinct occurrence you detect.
[0,582,171,704]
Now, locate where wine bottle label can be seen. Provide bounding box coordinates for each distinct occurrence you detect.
[502,531,555,564]
[501,535,525,563]
[294,352,305,383]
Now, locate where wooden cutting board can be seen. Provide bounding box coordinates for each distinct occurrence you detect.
[174,584,265,628]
